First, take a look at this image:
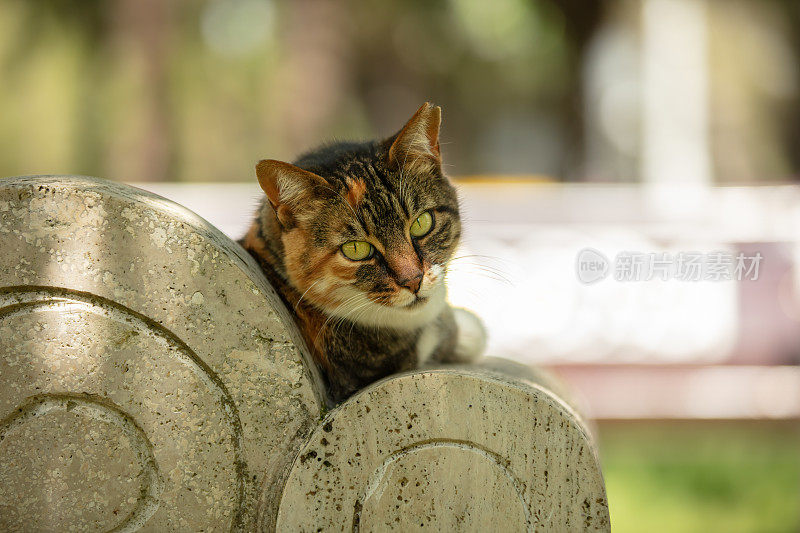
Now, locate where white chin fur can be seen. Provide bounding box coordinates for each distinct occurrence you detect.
[328,281,447,331]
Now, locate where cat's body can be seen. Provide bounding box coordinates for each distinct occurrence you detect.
[240,103,484,403]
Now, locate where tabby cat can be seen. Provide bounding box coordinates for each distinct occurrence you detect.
[240,103,484,403]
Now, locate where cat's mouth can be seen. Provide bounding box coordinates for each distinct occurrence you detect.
[404,295,428,308]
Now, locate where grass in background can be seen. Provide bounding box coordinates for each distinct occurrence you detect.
[598,421,800,533]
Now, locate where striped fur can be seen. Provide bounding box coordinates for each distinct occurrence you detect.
[240,103,482,403]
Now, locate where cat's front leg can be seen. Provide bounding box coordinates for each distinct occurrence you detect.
[428,306,485,364]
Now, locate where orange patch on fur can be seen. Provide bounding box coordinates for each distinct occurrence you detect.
[241,218,338,376]
[281,231,346,309]
[329,261,359,278]
[345,178,367,209]
[281,229,310,276]
[295,306,333,372]
[242,223,270,258]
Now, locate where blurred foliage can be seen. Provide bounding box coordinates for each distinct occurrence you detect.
[0,0,798,182]
[600,421,800,533]
[0,0,604,182]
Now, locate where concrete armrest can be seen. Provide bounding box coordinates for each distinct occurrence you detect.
[0,176,608,532]
[275,361,609,531]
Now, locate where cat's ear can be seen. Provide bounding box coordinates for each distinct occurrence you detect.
[386,102,442,173]
[256,159,329,224]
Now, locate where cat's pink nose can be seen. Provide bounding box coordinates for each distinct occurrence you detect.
[400,275,422,294]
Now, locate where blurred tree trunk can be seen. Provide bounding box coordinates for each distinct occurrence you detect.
[114,0,175,182]
[276,0,352,155]
[550,0,607,181]
[781,2,800,180]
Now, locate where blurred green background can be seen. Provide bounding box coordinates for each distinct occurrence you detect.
[1,0,799,182]
[600,421,800,533]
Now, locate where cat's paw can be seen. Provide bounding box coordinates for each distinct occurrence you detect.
[452,307,487,362]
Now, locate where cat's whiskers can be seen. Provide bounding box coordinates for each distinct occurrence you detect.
[294,279,322,311]
[441,255,514,288]
[445,265,514,286]
[444,255,513,284]
[332,292,384,342]
[453,264,512,282]
[330,293,364,326]
[444,253,511,266]
[342,297,376,341]
[332,290,382,329]
[346,301,377,341]
[313,292,364,347]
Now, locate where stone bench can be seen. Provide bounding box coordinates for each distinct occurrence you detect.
[0,176,609,532]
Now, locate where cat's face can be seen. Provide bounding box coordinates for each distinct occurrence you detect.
[257,103,460,328]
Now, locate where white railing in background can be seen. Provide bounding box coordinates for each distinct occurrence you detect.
[135,181,800,419]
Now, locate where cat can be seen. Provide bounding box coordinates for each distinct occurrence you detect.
[240,103,485,403]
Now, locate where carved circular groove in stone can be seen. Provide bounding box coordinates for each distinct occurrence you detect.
[0,394,160,533]
[0,176,327,531]
[276,369,610,531]
[0,286,247,531]
[356,439,531,532]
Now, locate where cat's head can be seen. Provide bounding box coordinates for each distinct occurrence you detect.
[256,103,460,328]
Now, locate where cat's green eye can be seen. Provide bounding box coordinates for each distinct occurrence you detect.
[409,211,434,238]
[341,240,374,261]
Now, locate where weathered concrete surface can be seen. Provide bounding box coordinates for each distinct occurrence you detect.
[0,176,325,531]
[276,366,610,532]
[0,175,609,532]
